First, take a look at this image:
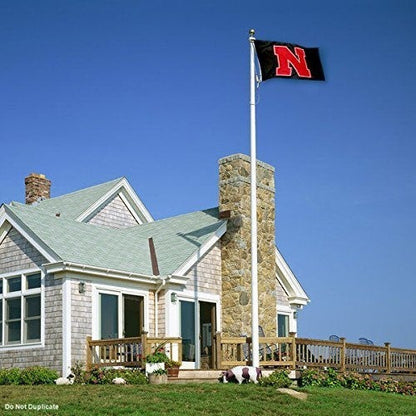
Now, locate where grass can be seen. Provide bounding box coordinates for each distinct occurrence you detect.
[1,384,416,415]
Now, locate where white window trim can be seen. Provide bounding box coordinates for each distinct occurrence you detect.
[0,268,44,350]
[277,305,298,336]
[91,283,149,340]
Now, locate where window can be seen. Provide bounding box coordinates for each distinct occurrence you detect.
[0,271,42,346]
[97,291,144,340]
[100,293,118,339]
[0,299,2,344]
[277,314,289,337]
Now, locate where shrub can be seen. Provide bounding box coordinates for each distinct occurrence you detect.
[20,366,58,385]
[83,366,108,384]
[0,367,58,385]
[79,365,148,385]
[0,368,21,385]
[298,369,327,387]
[107,368,148,385]
[299,368,416,396]
[259,370,292,388]
[71,361,85,384]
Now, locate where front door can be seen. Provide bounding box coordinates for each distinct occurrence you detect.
[123,295,144,338]
[199,302,216,369]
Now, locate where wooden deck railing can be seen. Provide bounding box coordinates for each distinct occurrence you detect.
[216,333,416,374]
[85,332,416,374]
[86,332,182,370]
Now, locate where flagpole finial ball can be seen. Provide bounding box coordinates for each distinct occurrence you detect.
[249,29,255,36]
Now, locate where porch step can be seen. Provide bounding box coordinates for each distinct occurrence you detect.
[169,370,221,384]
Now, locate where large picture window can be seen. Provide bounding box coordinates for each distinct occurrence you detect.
[97,290,144,340]
[0,271,42,346]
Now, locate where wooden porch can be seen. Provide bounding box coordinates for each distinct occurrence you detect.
[86,333,182,370]
[86,332,416,375]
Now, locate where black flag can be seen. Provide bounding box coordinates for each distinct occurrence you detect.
[254,40,325,81]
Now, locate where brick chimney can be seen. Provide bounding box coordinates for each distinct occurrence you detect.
[25,173,51,204]
[219,154,277,337]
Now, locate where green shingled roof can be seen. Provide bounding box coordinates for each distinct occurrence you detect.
[6,200,225,277]
[27,177,124,220]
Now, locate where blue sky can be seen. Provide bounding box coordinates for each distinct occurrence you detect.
[1,1,415,348]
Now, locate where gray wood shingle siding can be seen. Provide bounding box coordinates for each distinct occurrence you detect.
[0,227,63,372]
[71,280,92,364]
[87,194,139,229]
[184,242,222,295]
[0,228,46,273]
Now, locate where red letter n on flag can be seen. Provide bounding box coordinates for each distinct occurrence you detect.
[254,40,325,81]
[273,45,312,78]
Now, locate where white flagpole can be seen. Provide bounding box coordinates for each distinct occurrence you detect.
[249,29,259,368]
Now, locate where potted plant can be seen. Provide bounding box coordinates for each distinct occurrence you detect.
[166,360,181,378]
[145,342,169,375]
[148,368,168,384]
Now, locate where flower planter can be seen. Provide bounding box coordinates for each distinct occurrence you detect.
[145,362,165,376]
[167,367,180,378]
[148,373,168,384]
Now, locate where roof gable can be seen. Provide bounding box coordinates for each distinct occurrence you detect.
[275,246,310,306]
[5,202,226,278]
[22,177,153,225]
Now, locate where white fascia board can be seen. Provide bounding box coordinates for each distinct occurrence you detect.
[1,208,59,263]
[167,274,189,286]
[275,246,310,306]
[44,261,160,286]
[118,179,154,223]
[76,178,154,224]
[171,221,227,276]
[0,216,11,246]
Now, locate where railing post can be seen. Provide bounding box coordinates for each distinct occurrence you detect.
[215,332,222,370]
[289,332,296,370]
[141,331,148,366]
[385,342,391,373]
[178,338,183,365]
[86,336,92,371]
[340,337,346,373]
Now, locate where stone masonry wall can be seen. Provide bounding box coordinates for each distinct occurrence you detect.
[0,227,62,372]
[219,154,277,337]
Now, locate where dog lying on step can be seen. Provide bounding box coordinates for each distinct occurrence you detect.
[220,366,262,384]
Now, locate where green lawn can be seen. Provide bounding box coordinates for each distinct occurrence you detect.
[1,384,415,416]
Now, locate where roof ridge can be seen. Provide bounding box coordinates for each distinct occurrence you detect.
[119,207,220,232]
[45,177,124,201]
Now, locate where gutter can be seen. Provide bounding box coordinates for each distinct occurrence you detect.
[43,261,158,284]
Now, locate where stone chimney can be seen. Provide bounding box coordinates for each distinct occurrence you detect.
[219,154,277,337]
[25,173,51,204]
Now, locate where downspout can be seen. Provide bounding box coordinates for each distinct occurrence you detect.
[149,237,163,337]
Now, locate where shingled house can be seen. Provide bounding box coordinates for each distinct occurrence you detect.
[0,154,309,375]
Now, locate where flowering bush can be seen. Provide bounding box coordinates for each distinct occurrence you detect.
[78,365,147,385]
[299,368,416,396]
[145,342,169,363]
